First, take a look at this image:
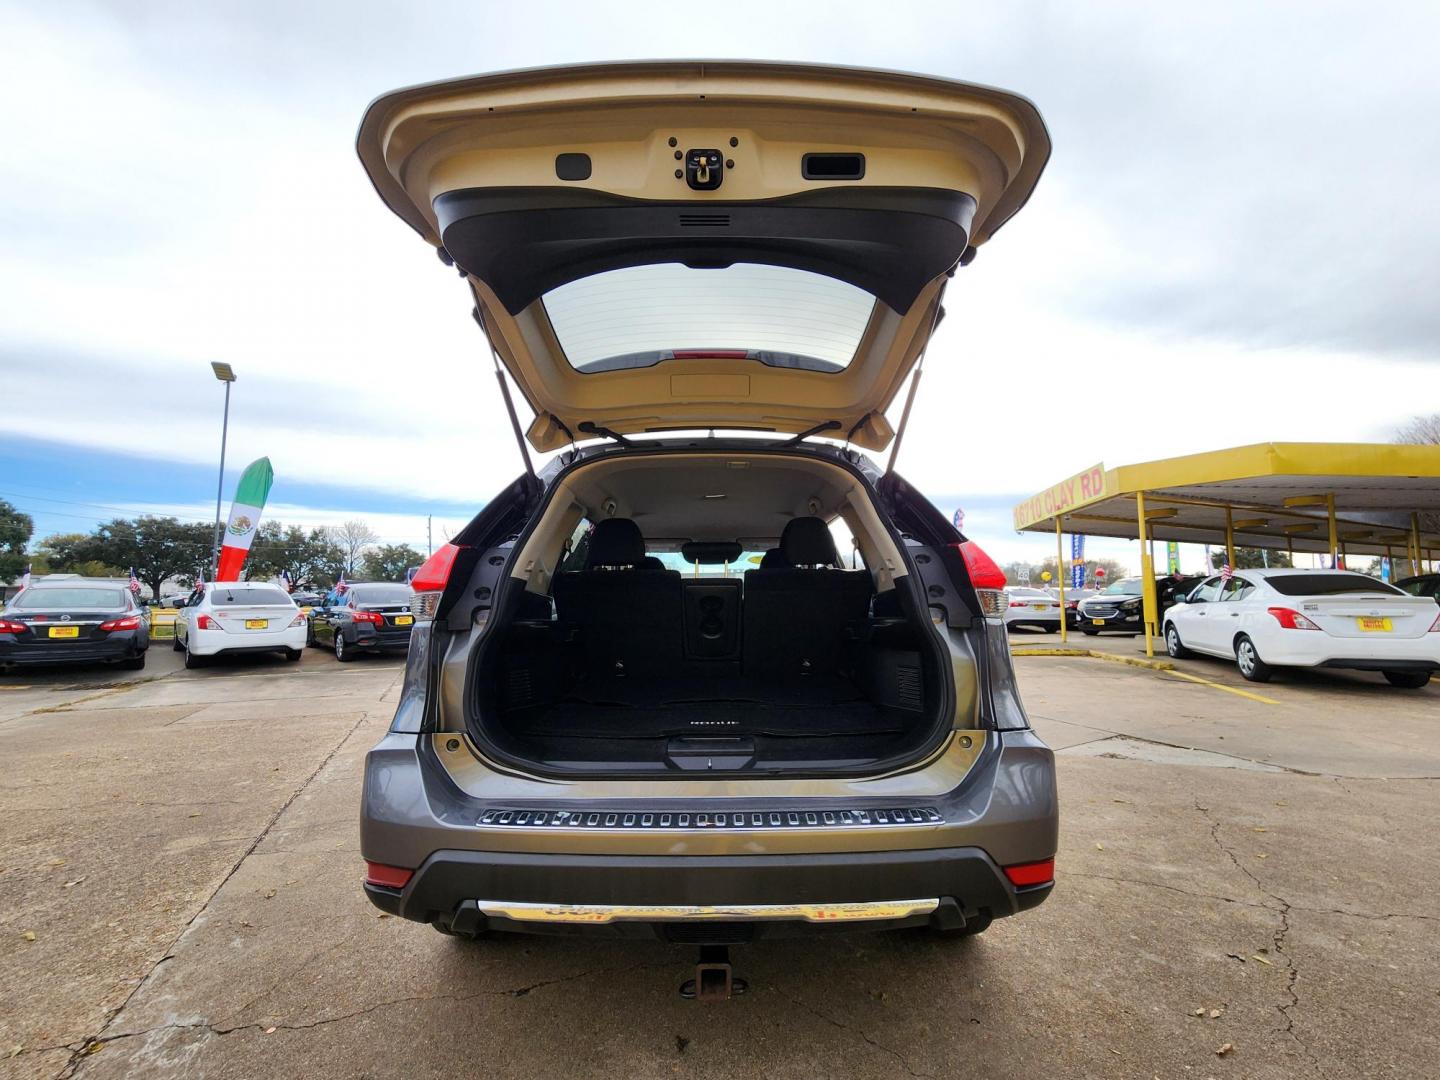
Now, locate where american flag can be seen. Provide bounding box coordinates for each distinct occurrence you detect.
[128,567,141,594]
[280,569,293,592]
[1220,563,1234,582]
[19,564,31,592]
[334,572,349,596]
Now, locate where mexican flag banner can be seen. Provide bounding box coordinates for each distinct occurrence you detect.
[215,457,274,581]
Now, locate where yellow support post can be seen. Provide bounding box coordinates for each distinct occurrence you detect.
[1327,494,1338,568]
[1413,514,1424,578]
[1136,490,1156,657]
[1224,506,1236,569]
[1055,516,1068,644]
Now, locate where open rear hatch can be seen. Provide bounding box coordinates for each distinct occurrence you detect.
[357,60,1049,450]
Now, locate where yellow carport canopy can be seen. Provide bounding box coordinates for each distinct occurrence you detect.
[1011,442,1440,655]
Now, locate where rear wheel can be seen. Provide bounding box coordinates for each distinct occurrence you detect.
[1383,670,1431,689]
[1164,623,1191,659]
[122,653,146,670]
[183,643,207,669]
[283,648,302,663]
[1234,635,1272,683]
[334,632,352,663]
[1043,624,1058,634]
[1081,626,1099,636]
[172,633,183,652]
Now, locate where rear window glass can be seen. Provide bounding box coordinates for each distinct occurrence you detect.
[1266,574,1403,597]
[211,587,295,606]
[349,585,411,604]
[14,588,125,609]
[542,264,876,374]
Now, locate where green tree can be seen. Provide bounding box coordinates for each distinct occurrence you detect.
[0,500,33,583]
[246,524,346,588]
[31,532,124,578]
[360,543,424,582]
[76,517,212,599]
[1208,547,1294,571]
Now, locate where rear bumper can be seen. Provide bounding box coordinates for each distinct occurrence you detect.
[360,728,1059,938]
[0,632,145,665]
[1254,630,1440,670]
[351,628,413,650]
[189,626,307,656]
[365,847,1052,939]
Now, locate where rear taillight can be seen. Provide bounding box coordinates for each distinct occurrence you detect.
[364,861,414,889]
[1008,600,1025,608]
[410,542,462,620]
[1003,857,1055,887]
[953,541,1007,617]
[352,610,383,626]
[1429,610,1440,633]
[99,615,141,632]
[288,612,307,627]
[1268,606,1321,630]
[196,614,216,629]
[0,618,26,633]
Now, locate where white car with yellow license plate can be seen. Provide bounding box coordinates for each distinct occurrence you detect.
[173,582,308,669]
[1162,569,1440,687]
[1003,586,1062,632]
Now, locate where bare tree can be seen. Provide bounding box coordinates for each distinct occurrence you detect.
[1395,413,1440,446]
[1395,415,1440,537]
[329,519,380,576]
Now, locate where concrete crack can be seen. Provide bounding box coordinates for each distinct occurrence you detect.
[1195,801,1317,1073]
[769,983,933,1079]
[1064,870,1278,911]
[58,708,375,1079]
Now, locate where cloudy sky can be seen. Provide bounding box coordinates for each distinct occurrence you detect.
[2,1,1436,571]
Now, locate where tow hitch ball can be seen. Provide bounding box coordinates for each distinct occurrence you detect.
[680,945,748,1002]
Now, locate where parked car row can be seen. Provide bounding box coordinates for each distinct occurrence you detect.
[0,576,416,673]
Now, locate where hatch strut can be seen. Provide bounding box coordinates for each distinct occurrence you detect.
[473,306,535,480]
[884,285,948,478]
[778,419,842,447]
[576,421,635,447]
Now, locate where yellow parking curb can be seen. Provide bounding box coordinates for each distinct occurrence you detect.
[1010,647,1176,672]
[1011,646,1281,704]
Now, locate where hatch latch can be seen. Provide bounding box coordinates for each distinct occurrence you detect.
[685,149,724,190]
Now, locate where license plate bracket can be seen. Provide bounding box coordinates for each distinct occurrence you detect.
[245,619,268,630]
[1356,616,1392,632]
[393,615,414,626]
[49,626,80,639]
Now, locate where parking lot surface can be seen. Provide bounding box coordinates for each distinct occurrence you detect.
[2,642,1436,1079]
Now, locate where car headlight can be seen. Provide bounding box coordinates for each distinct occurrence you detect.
[1121,597,1142,609]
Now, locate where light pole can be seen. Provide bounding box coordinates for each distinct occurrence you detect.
[210,362,237,581]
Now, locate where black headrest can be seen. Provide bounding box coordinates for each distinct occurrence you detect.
[780,517,838,568]
[585,518,646,568]
[758,547,790,569]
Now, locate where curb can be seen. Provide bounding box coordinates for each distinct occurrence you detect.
[1010,647,1176,672]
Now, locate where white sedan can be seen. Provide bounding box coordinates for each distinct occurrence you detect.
[173,582,308,669]
[1162,569,1440,687]
[1003,587,1062,632]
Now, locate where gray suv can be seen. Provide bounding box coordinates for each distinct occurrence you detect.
[356,61,1058,959]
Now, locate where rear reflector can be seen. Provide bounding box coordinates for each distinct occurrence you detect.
[1003,857,1055,888]
[364,862,414,889]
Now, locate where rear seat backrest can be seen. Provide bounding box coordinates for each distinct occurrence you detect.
[743,516,873,680]
[552,518,683,681]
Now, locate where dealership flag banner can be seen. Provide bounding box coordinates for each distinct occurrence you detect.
[1070,534,1085,590]
[1166,541,1180,574]
[215,457,274,582]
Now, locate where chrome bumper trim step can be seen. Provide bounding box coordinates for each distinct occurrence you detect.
[476,898,940,924]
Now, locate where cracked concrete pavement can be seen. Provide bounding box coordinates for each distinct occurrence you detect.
[2,643,1437,1078]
